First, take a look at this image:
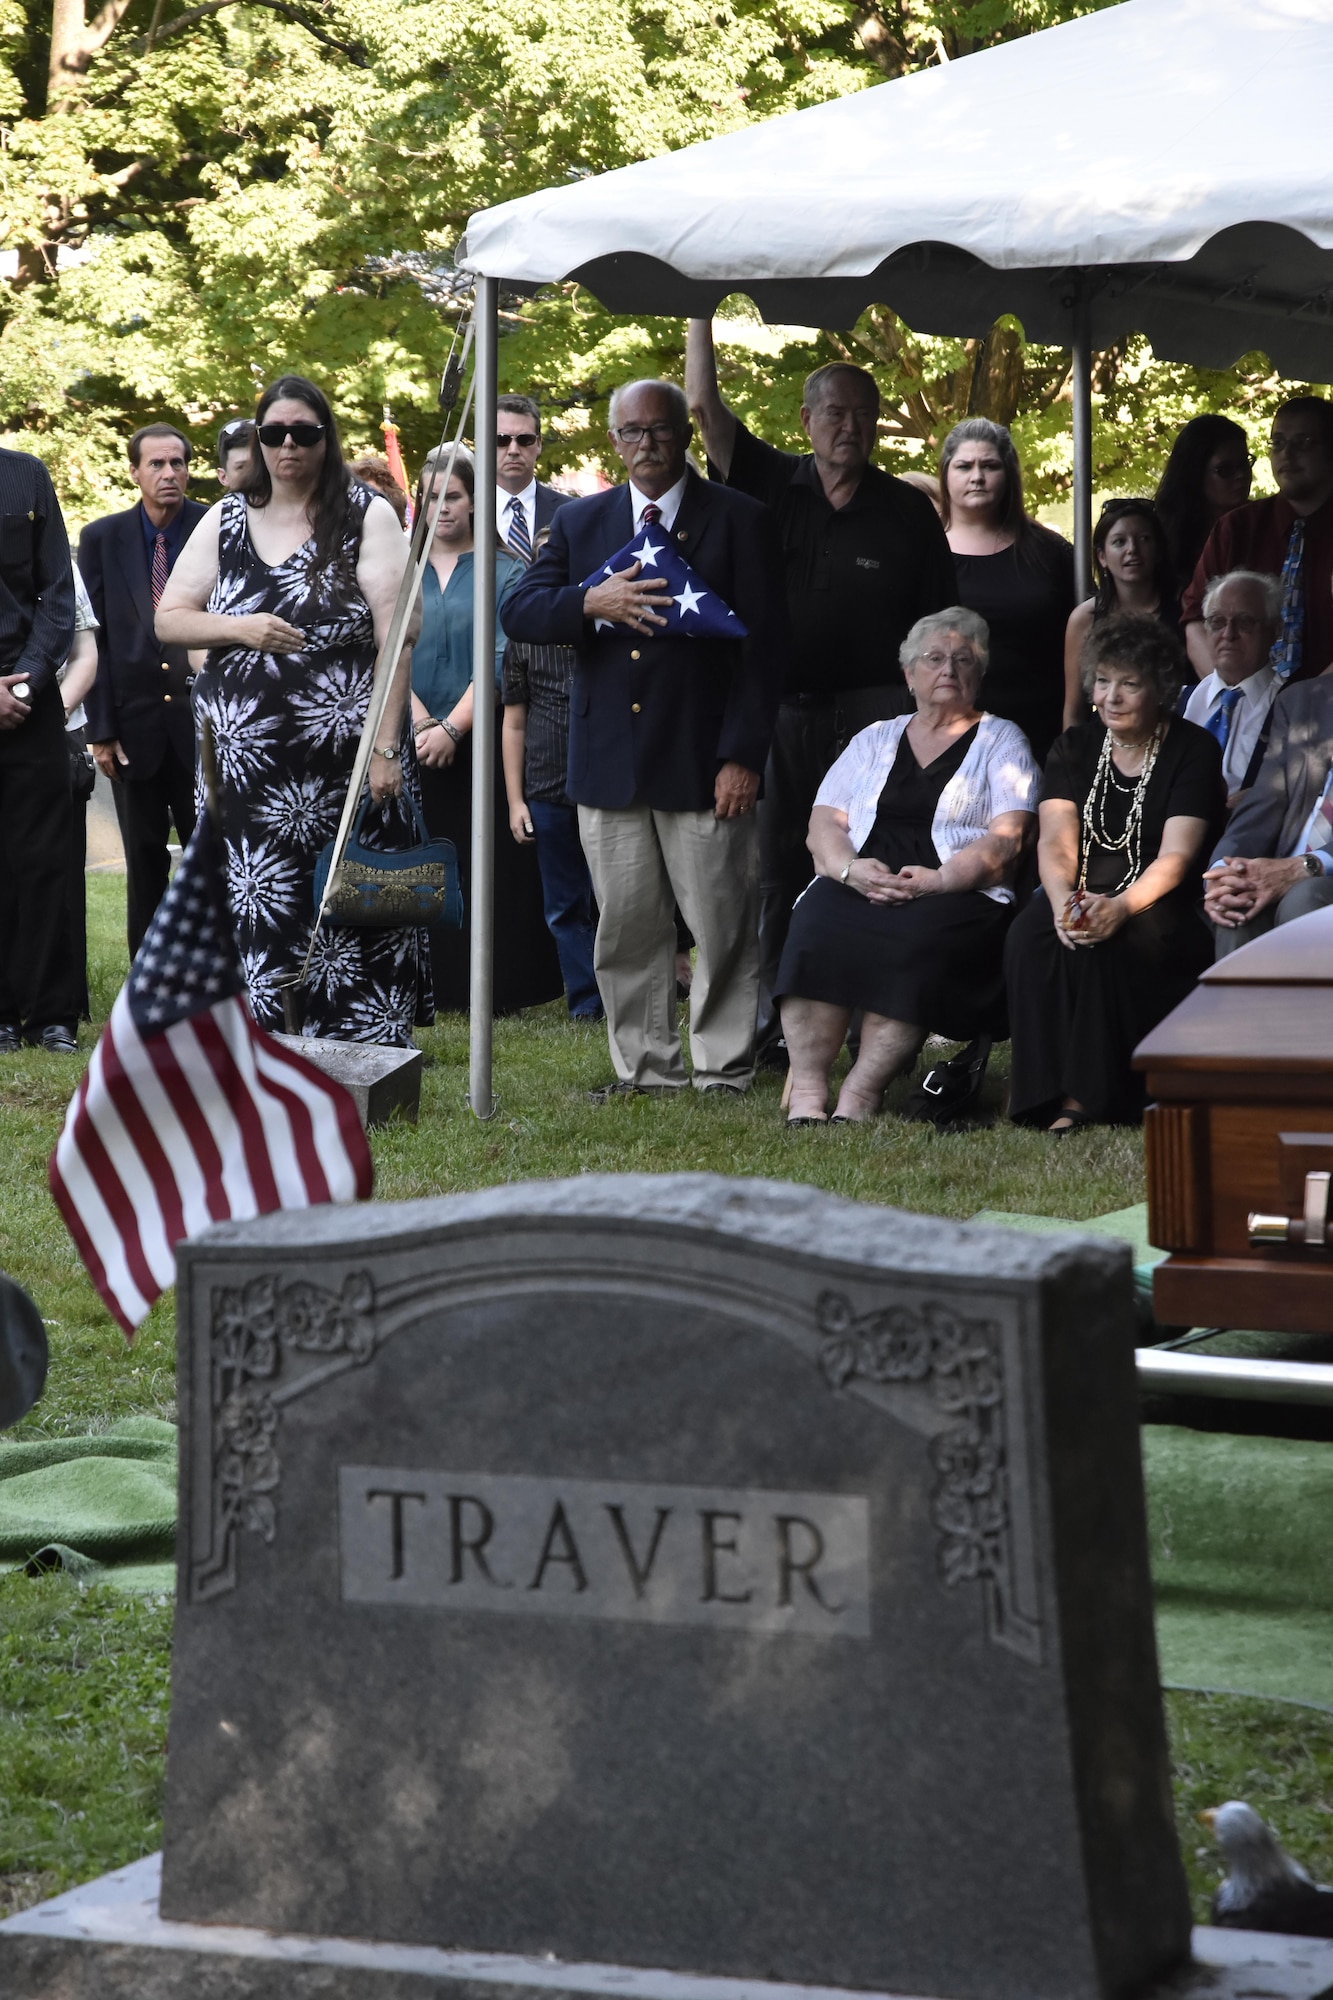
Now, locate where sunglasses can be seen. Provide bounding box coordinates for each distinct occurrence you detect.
[257,421,326,448]
[497,431,539,448]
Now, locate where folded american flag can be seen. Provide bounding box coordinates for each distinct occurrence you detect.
[49,811,372,1338]
[582,528,749,638]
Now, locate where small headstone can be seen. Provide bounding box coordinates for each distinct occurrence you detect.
[0,1271,47,1430]
[146,1174,1189,2000]
[273,1033,421,1128]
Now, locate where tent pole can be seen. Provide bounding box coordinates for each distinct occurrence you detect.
[1071,279,1093,600]
[468,276,498,1119]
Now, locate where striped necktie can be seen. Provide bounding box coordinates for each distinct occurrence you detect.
[151,531,168,608]
[1269,516,1305,681]
[1206,684,1242,751]
[505,494,532,564]
[640,503,661,527]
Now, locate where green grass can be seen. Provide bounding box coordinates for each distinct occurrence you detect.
[1,875,1331,1928]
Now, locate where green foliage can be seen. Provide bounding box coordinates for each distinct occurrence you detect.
[0,0,1317,525]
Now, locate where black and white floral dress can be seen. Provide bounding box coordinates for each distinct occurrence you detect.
[193,484,433,1044]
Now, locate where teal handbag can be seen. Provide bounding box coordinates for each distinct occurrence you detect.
[313,795,463,932]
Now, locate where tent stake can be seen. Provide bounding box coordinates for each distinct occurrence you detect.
[1071,279,1094,600]
[469,275,498,1119]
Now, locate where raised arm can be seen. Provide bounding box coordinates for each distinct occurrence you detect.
[685,318,739,479]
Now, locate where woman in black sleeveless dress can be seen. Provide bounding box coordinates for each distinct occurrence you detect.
[157,375,432,1045]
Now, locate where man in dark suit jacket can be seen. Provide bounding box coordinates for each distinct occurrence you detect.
[504,379,789,1097]
[1204,671,1333,953]
[81,423,208,955]
[494,393,572,561]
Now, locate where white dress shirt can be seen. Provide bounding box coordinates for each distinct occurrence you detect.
[1183,665,1277,793]
[628,471,688,534]
[498,479,537,552]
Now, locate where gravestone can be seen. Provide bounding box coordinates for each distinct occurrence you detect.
[141,1173,1190,2000]
[273,1032,422,1127]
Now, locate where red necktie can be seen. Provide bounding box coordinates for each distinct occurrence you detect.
[151,532,168,608]
[640,504,661,527]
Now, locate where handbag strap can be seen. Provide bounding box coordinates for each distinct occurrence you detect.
[350,789,433,853]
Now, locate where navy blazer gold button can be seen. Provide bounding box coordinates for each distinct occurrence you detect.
[631,702,642,713]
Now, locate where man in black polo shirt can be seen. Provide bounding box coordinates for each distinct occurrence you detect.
[686,321,957,1061]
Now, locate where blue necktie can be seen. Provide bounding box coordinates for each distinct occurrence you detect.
[505,494,532,564]
[1206,685,1242,752]
[1269,517,1305,680]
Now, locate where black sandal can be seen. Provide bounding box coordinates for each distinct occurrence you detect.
[1048,1108,1097,1136]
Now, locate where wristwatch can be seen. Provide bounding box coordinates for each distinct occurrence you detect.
[371,744,401,762]
[1303,852,1324,877]
[839,862,853,884]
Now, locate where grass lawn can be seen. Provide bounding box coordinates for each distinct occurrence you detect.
[2,873,1332,1927]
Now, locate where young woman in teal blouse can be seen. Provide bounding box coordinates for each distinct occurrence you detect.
[410,450,562,1012]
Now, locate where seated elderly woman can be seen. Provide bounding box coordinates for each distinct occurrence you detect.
[776,609,1040,1125]
[1005,614,1226,1133]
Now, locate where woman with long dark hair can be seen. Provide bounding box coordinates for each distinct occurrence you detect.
[939,417,1076,765]
[409,447,563,1014]
[1062,499,1181,728]
[156,374,433,1044]
[1154,414,1252,596]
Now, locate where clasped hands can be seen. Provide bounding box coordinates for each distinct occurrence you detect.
[842,857,941,903]
[1204,854,1305,928]
[1055,891,1127,949]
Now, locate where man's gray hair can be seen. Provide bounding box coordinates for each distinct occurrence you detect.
[900,607,990,675]
[608,379,690,432]
[1201,568,1283,624]
[802,362,879,413]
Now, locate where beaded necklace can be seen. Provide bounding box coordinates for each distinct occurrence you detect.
[1077,724,1164,896]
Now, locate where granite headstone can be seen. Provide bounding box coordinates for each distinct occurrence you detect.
[157,1174,1190,2000]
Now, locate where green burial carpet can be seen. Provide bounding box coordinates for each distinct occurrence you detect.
[1145,1427,1333,1712]
[972,1201,1165,1331]
[0,1416,176,1593]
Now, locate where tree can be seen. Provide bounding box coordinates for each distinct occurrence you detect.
[0,0,1314,526]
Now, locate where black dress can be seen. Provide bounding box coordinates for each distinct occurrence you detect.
[953,533,1076,766]
[774,724,1013,1038]
[1005,715,1225,1124]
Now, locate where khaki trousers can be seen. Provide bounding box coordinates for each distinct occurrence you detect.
[577,803,761,1089]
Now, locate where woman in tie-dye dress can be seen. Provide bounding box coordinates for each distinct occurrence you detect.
[156,374,432,1044]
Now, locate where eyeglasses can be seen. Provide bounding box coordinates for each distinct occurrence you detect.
[1271,433,1322,456]
[497,431,539,449]
[257,421,325,448]
[1203,614,1266,635]
[915,649,977,670]
[614,423,678,444]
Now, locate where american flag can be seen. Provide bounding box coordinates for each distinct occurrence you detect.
[582,530,749,639]
[48,811,373,1339]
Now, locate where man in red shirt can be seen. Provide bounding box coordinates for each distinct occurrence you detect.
[1182,398,1333,683]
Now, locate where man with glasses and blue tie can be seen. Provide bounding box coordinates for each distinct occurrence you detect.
[1182,399,1333,688]
[494,395,570,563]
[1183,570,1281,807]
[1204,567,1333,954]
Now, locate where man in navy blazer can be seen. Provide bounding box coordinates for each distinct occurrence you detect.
[503,379,789,1097]
[81,424,208,955]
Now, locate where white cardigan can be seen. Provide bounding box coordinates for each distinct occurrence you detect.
[813,712,1041,904]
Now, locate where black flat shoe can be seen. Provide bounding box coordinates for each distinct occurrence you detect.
[586,1079,679,1104]
[1048,1108,1097,1135]
[0,1023,21,1053]
[785,1114,828,1128]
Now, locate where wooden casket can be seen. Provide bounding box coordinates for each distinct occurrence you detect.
[1134,907,1333,1334]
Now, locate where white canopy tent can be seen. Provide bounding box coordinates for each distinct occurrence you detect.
[456,0,1333,1112]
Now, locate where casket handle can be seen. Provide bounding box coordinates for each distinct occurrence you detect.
[1248,1170,1332,1248]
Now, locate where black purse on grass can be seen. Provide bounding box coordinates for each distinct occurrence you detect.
[313,796,463,932]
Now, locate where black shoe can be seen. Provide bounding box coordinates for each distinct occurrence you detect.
[0,1022,20,1053]
[30,1024,78,1053]
[696,1081,747,1097]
